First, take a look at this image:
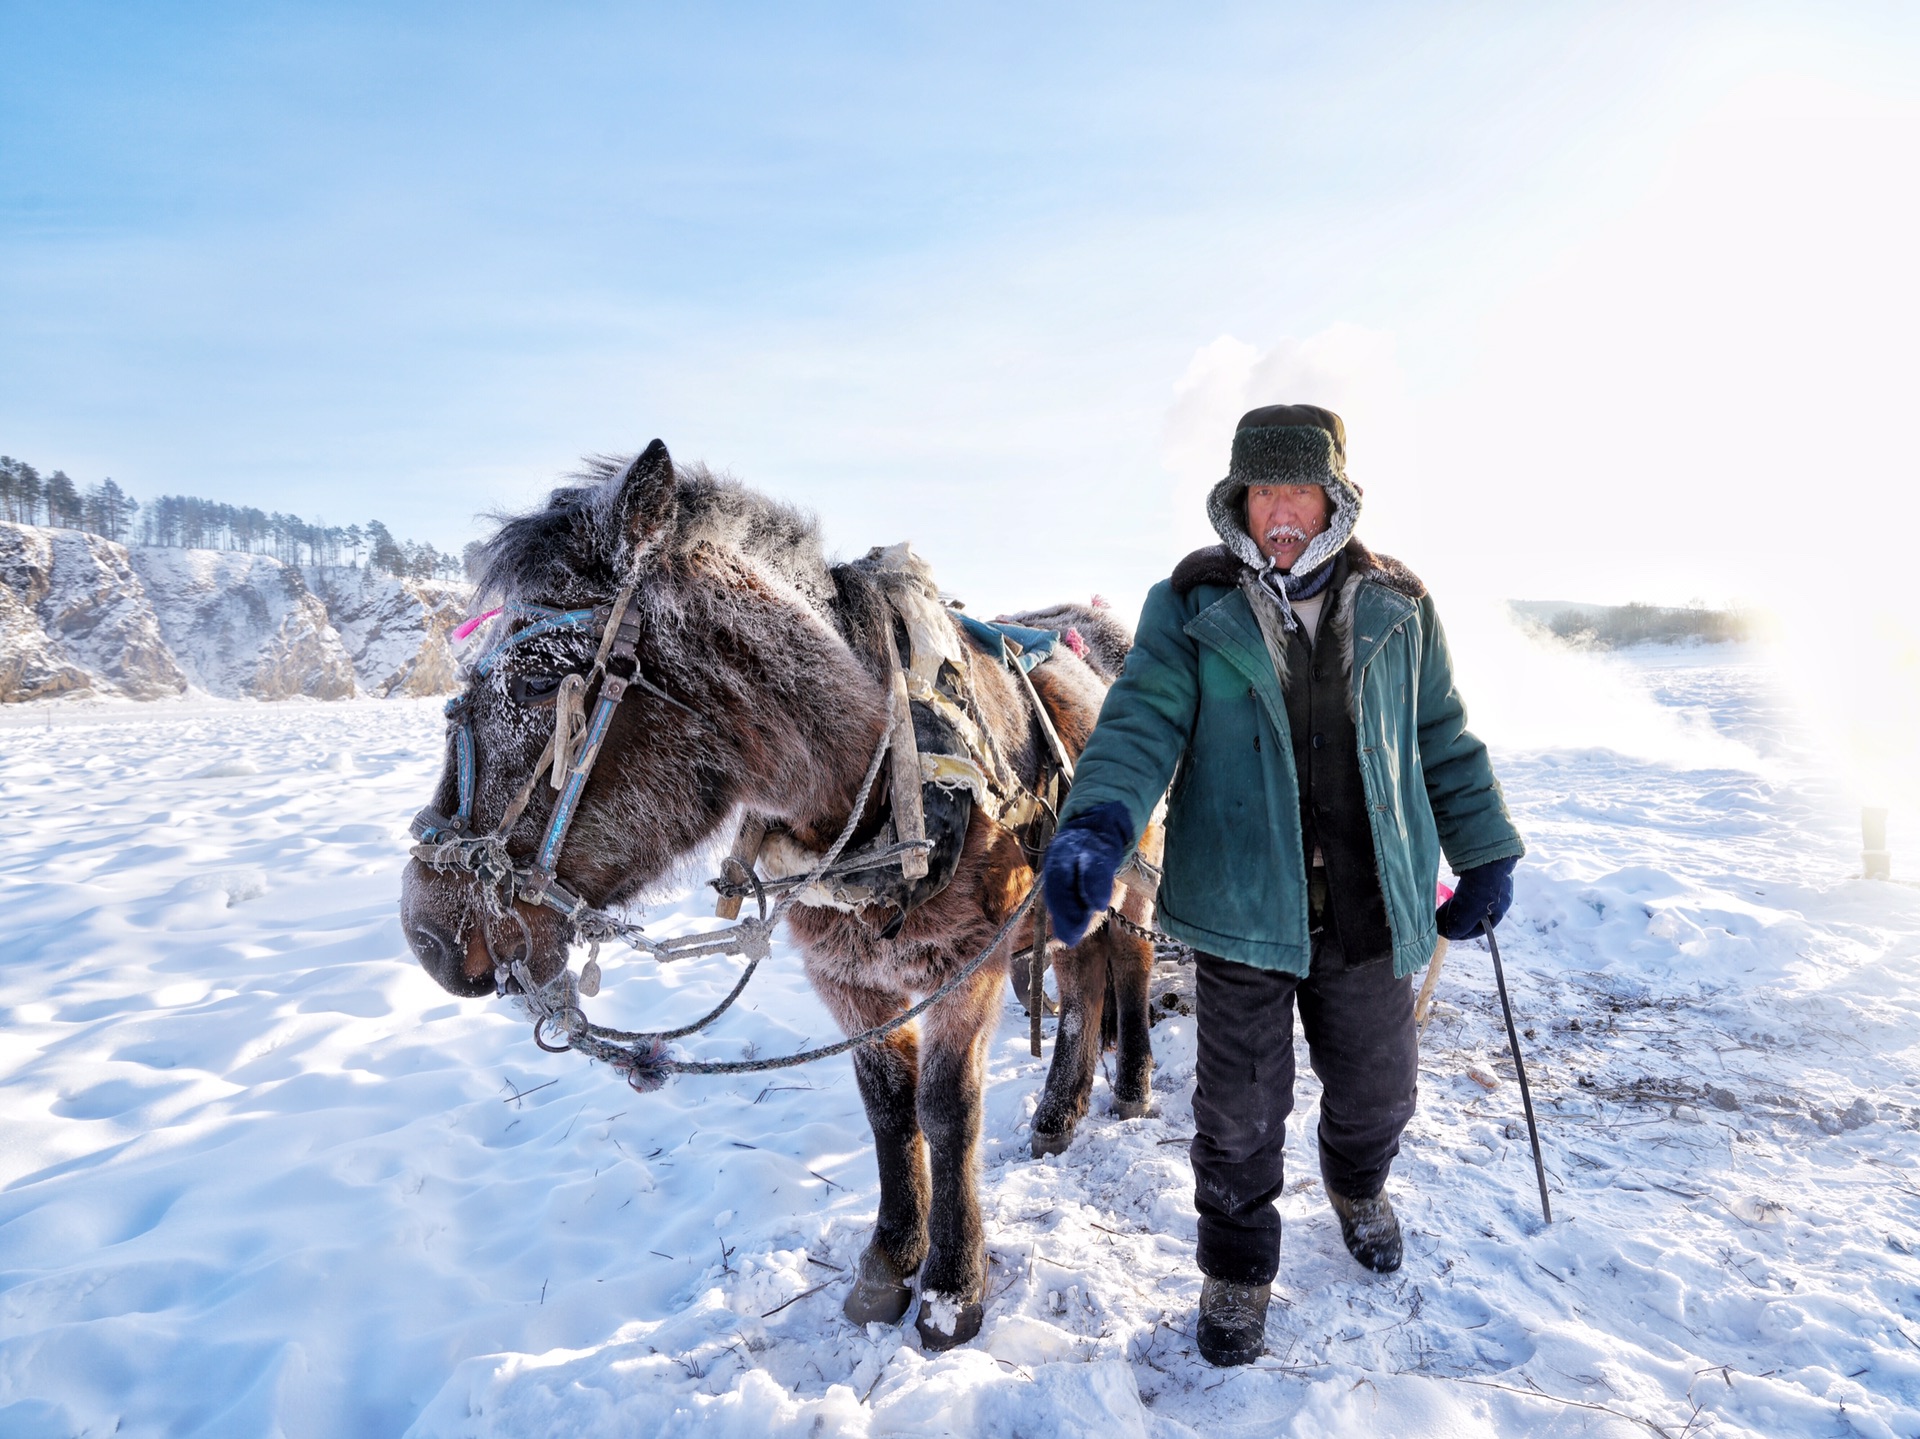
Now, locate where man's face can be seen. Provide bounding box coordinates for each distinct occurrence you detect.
[1246,484,1332,571]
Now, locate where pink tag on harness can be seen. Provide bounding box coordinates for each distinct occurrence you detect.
[452,607,503,643]
[1437,883,1455,903]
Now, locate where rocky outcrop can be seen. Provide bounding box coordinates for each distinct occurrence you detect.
[0,523,473,704]
[0,575,93,701]
[309,567,469,697]
[130,548,357,700]
[0,523,187,701]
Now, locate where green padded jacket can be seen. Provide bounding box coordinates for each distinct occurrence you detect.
[1058,540,1524,978]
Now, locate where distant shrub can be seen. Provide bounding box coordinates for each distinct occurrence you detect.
[1511,601,1761,649]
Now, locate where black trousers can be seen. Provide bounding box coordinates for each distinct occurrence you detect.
[1190,932,1419,1285]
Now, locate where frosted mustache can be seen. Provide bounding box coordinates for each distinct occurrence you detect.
[1265,524,1310,544]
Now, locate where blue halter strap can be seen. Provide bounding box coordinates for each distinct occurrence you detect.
[410,585,671,928]
[415,601,607,844]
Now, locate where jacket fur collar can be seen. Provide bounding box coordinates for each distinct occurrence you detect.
[1171,537,1426,601]
[1174,539,1426,694]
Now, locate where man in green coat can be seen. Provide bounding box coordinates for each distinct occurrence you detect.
[1040,403,1524,1366]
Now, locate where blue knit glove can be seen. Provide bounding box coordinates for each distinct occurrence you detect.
[1435,856,1518,941]
[1041,801,1134,947]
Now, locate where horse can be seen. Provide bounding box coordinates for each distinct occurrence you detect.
[399,441,1156,1351]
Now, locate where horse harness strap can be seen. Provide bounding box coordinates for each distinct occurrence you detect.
[410,578,911,1047]
[899,661,1059,834]
[725,591,1070,921]
[409,583,655,937]
[407,561,1160,1091]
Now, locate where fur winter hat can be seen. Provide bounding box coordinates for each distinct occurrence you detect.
[1205,403,1362,576]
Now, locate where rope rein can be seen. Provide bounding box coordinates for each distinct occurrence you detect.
[411,581,1160,1092]
[575,890,1038,1092]
[410,589,995,1089]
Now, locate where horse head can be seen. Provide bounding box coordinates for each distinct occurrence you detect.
[400,441,888,999]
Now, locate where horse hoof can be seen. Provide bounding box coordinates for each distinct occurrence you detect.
[842,1243,917,1327]
[1031,1125,1073,1158]
[1112,1076,1154,1119]
[915,1291,984,1351]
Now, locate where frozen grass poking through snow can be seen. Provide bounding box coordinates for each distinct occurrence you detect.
[0,654,1917,1436]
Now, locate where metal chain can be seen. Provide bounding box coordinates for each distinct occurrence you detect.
[428,591,1183,1090]
[577,888,1037,1091]
[1102,906,1166,945]
[1004,903,1176,967]
[502,686,903,1057]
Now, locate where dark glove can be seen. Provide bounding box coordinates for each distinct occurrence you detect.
[1040,801,1134,948]
[1435,856,1517,941]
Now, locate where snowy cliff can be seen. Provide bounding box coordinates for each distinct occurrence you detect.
[0,523,186,701]
[129,548,357,700]
[307,567,469,697]
[0,522,473,703]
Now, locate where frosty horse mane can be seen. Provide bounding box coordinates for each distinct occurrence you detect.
[472,455,837,616]
[401,441,1157,1354]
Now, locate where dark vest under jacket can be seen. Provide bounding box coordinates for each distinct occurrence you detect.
[1284,551,1394,967]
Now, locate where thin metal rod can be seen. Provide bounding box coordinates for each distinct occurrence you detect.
[1029,902,1049,1058]
[1484,920,1551,1223]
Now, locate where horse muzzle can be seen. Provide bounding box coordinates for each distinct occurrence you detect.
[401,860,501,997]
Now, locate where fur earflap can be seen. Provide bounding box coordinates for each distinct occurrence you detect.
[1203,423,1363,579]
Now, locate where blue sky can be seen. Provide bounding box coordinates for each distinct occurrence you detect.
[4,2,1917,614]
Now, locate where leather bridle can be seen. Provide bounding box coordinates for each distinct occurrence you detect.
[408,581,689,953]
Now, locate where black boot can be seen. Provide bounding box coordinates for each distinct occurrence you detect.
[1195,1276,1270,1366]
[1328,1188,1402,1273]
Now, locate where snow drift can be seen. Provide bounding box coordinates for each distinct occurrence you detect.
[1,647,1916,1438]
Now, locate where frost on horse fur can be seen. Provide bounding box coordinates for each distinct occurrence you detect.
[399,441,1155,1351]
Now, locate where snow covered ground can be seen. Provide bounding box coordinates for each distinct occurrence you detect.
[2,644,1918,1437]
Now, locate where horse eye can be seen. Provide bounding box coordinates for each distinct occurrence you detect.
[510,673,565,705]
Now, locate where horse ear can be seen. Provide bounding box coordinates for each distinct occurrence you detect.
[615,440,677,562]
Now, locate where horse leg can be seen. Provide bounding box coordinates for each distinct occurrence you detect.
[1106,924,1156,1119]
[1031,931,1108,1157]
[820,983,929,1327]
[1032,924,1158,1151]
[911,960,1000,1352]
